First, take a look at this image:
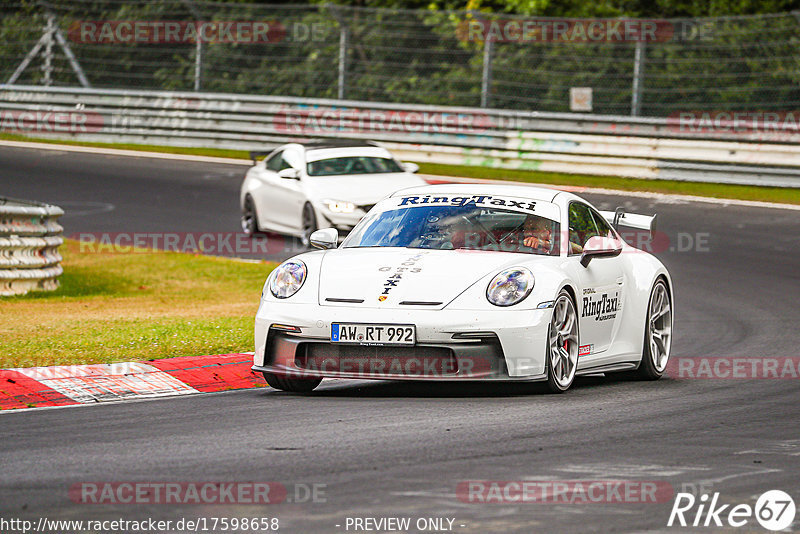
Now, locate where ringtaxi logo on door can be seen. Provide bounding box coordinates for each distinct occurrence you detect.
[668,490,796,531]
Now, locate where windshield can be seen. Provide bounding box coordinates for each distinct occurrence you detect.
[307,156,404,176]
[343,205,560,255]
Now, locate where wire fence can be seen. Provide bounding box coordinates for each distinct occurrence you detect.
[2,1,800,117]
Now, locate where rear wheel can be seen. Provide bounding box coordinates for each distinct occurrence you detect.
[545,290,579,393]
[241,196,259,237]
[300,203,318,247]
[633,279,672,380]
[262,372,322,393]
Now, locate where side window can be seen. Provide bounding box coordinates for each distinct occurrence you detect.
[589,208,616,239]
[568,202,600,254]
[265,151,284,172]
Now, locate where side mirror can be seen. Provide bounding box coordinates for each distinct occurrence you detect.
[580,236,622,267]
[309,228,338,250]
[278,168,300,180]
[402,162,420,173]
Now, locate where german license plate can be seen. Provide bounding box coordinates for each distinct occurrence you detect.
[331,323,415,346]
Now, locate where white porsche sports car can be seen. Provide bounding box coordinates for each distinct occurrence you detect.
[240,140,426,245]
[252,183,673,393]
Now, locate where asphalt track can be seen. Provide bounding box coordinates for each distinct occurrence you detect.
[1,144,799,533]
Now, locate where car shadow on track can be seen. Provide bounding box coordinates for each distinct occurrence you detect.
[256,374,655,398]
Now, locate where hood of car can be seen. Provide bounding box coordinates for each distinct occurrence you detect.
[307,173,426,205]
[318,247,529,309]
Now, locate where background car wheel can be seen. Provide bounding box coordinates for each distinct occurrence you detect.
[262,372,322,393]
[301,203,317,247]
[241,195,259,237]
[546,290,579,393]
[632,279,673,380]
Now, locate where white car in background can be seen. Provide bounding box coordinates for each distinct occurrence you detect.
[253,183,673,394]
[240,140,426,245]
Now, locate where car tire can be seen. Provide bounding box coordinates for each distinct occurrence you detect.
[632,279,672,380]
[300,203,318,247]
[545,289,579,393]
[241,195,260,237]
[262,372,322,393]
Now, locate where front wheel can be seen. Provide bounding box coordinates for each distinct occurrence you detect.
[300,203,318,247]
[545,290,579,393]
[262,372,322,393]
[632,279,673,380]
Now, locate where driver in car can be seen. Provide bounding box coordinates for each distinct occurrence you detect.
[522,215,553,252]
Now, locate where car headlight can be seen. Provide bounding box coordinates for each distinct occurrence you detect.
[486,267,534,307]
[269,260,307,299]
[323,199,356,214]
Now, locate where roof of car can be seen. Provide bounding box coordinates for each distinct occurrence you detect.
[390,183,564,203]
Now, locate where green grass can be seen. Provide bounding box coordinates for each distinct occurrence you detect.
[0,240,276,368]
[0,132,249,160]
[4,133,799,204]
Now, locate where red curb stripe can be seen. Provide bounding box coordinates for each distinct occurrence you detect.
[148,353,262,392]
[1,354,261,410]
[0,370,78,410]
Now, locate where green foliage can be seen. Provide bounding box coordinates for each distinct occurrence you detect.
[1,1,799,115]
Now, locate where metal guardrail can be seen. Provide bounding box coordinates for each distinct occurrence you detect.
[0,197,64,296]
[2,85,800,188]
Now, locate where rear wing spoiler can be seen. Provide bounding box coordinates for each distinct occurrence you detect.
[599,208,657,238]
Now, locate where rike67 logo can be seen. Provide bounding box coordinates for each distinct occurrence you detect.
[668,490,796,531]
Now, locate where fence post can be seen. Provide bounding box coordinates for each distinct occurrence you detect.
[7,11,90,87]
[480,38,493,108]
[338,25,349,99]
[41,15,55,86]
[631,40,646,116]
[194,37,203,91]
[180,0,203,91]
[328,5,349,99]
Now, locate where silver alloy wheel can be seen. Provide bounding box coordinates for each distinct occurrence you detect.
[647,282,672,372]
[548,294,579,389]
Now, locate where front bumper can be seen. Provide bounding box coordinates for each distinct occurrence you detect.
[254,301,551,380]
